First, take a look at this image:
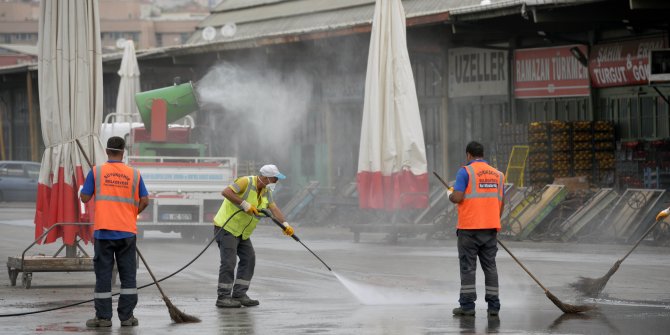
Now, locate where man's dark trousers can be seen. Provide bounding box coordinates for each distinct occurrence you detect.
[457,229,500,311]
[215,227,255,298]
[93,237,138,321]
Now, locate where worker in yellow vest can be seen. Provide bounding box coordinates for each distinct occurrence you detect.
[81,136,149,327]
[212,164,294,308]
[448,141,504,318]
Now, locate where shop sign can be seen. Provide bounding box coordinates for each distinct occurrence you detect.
[448,47,508,97]
[589,37,666,87]
[514,45,590,98]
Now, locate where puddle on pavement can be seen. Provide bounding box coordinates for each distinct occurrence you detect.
[588,297,670,309]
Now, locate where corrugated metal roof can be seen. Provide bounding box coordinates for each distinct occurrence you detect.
[449,0,605,15]
[0,63,36,75]
[0,44,38,56]
[190,0,479,45]
[201,0,374,27]
[214,0,288,12]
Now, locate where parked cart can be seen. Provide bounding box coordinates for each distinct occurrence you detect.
[6,222,112,289]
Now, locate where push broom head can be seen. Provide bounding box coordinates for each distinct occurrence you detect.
[545,291,595,314]
[164,297,201,323]
[570,260,622,297]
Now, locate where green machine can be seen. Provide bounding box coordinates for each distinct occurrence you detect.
[133,82,207,157]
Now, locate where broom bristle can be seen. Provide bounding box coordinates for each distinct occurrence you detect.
[545,291,594,314]
[569,260,621,297]
[164,297,201,323]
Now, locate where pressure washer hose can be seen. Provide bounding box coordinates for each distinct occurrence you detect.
[259,208,333,271]
[0,209,243,318]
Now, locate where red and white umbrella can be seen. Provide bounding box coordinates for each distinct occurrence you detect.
[357,0,428,210]
[34,0,106,244]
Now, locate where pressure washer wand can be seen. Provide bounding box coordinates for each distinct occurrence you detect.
[259,208,332,271]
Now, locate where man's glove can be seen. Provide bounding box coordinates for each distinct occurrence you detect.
[240,200,259,216]
[447,187,454,197]
[656,208,670,221]
[282,222,295,236]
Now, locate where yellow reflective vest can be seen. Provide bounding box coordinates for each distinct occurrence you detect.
[213,176,270,240]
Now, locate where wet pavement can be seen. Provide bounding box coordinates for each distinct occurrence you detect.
[1,202,669,334]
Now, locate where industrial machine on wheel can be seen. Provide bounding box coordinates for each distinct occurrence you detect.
[103,82,237,242]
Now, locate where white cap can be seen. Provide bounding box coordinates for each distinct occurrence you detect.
[259,164,286,180]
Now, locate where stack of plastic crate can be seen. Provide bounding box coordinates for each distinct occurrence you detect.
[593,121,615,185]
[528,121,574,186]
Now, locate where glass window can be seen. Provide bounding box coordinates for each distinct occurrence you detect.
[25,164,39,178]
[640,97,655,138]
[155,33,162,47]
[5,164,25,177]
[618,98,631,139]
[658,97,669,138]
[630,97,639,138]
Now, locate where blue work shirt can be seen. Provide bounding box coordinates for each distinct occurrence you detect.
[81,161,149,240]
[453,159,491,192]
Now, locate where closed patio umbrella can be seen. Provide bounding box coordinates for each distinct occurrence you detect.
[35,0,106,245]
[115,40,141,123]
[357,0,428,210]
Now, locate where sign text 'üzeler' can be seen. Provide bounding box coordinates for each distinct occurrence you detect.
[448,47,508,97]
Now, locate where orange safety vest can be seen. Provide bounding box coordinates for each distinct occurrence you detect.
[92,163,141,234]
[457,161,504,230]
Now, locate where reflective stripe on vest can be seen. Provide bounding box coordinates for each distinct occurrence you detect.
[463,165,504,202]
[457,161,504,230]
[92,163,141,234]
[213,176,270,240]
[95,166,140,207]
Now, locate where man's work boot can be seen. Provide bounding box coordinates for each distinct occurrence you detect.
[452,307,475,316]
[232,294,260,307]
[216,296,242,308]
[487,309,499,317]
[86,317,112,327]
[120,316,139,327]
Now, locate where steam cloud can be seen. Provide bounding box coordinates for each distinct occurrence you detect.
[196,61,313,162]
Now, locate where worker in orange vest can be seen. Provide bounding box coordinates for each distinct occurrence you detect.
[448,141,504,318]
[81,136,149,327]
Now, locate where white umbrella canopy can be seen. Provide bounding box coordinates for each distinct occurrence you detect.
[35,0,106,245]
[115,40,141,123]
[357,0,428,210]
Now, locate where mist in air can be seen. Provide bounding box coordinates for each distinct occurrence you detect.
[196,61,313,163]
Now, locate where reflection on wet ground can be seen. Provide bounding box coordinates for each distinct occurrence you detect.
[1,221,669,334]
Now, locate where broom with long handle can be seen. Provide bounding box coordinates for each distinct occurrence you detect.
[570,218,664,297]
[496,239,593,313]
[135,249,200,323]
[75,139,199,323]
[432,171,593,314]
